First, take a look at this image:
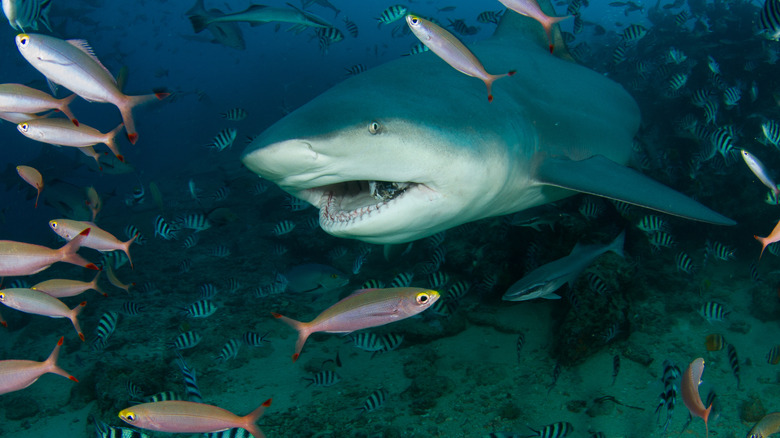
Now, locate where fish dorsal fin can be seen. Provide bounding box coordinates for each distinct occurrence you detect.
[66,39,117,86]
[492,0,573,61]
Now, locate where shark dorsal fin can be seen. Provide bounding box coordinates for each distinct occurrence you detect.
[492,0,573,61]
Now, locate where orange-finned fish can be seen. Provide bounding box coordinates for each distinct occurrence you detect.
[406,14,515,102]
[32,271,106,298]
[49,219,135,268]
[85,186,101,220]
[0,336,78,395]
[17,118,125,162]
[105,263,134,293]
[497,0,570,53]
[748,412,780,438]
[118,399,272,438]
[15,33,169,144]
[0,308,6,327]
[0,110,51,124]
[79,147,103,170]
[681,357,712,438]
[0,83,79,125]
[273,287,439,361]
[0,289,87,341]
[754,218,780,261]
[16,165,43,208]
[0,228,98,276]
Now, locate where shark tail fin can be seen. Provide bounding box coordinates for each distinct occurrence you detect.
[535,155,736,226]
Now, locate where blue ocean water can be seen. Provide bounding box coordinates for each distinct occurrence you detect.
[0,0,779,437]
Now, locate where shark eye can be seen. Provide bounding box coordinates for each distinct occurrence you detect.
[368,121,382,135]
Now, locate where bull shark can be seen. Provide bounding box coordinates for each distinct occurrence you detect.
[241,1,735,244]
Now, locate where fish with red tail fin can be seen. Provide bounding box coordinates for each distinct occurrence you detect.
[0,336,78,395]
[754,218,780,261]
[681,358,712,437]
[498,0,571,53]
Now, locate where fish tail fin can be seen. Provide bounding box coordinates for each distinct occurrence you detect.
[45,337,79,382]
[123,233,138,269]
[484,71,515,103]
[69,302,87,342]
[59,228,99,271]
[271,312,310,362]
[703,403,712,438]
[188,14,211,33]
[120,92,168,144]
[754,235,768,260]
[609,230,626,258]
[34,188,40,209]
[91,270,107,297]
[104,123,125,162]
[543,15,571,53]
[242,398,272,438]
[58,94,79,126]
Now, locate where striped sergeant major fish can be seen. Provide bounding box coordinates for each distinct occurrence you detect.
[655,359,680,432]
[91,311,120,351]
[358,388,388,413]
[758,0,780,41]
[175,354,203,403]
[220,107,247,121]
[168,331,202,350]
[153,215,177,240]
[343,17,358,37]
[205,428,254,438]
[726,343,741,389]
[181,213,211,232]
[242,331,271,347]
[303,370,340,387]
[215,339,241,363]
[477,10,504,24]
[527,421,574,437]
[2,0,52,32]
[376,5,406,26]
[207,128,237,152]
[700,301,729,322]
[92,416,150,438]
[185,300,217,318]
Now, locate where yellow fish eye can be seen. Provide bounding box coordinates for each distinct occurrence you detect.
[0,292,5,301]
[416,292,431,304]
[50,221,58,229]
[120,410,136,422]
[19,123,27,131]
[17,34,28,45]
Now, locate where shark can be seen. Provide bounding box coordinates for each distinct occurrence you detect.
[241,1,735,245]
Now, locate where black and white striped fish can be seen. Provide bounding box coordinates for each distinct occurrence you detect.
[3,0,52,32]
[476,10,503,24]
[762,120,780,147]
[722,86,741,107]
[220,107,247,121]
[224,278,241,293]
[142,391,182,403]
[767,345,780,364]
[303,370,341,387]
[404,42,429,56]
[655,359,680,432]
[182,213,211,232]
[122,301,144,316]
[621,24,647,43]
[352,253,366,275]
[637,215,667,234]
[516,333,525,363]
[446,280,470,301]
[572,13,583,34]
[153,215,177,240]
[350,332,384,351]
[586,272,611,295]
[390,272,413,288]
[700,301,729,322]
[124,224,145,245]
[169,331,202,350]
[209,245,231,257]
[181,233,199,249]
[91,311,119,351]
[210,186,230,201]
[758,0,780,40]
[428,271,450,288]
[199,283,218,299]
[727,343,741,388]
[376,5,407,26]
[185,300,217,318]
[345,64,366,76]
[207,128,237,151]
[374,333,404,356]
[178,259,192,274]
[272,220,295,236]
[215,339,241,362]
[358,388,388,413]
[8,278,29,288]
[205,429,252,438]
[675,252,694,274]
[343,17,358,37]
[361,279,385,289]
[243,331,271,347]
[126,380,145,401]
[527,421,573,438]
[175,355,203,403]
[93,417,150,438]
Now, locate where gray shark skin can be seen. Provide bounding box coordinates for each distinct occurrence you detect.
[242,3,734,244]
[502,231,624,301]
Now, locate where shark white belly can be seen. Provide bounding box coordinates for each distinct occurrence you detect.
[242,5,734,244]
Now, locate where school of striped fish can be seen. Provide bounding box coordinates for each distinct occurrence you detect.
[1,0,780,437]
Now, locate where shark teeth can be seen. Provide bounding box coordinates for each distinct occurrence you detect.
[317,180,415,229]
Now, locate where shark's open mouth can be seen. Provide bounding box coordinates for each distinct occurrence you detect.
[310,180,422,228]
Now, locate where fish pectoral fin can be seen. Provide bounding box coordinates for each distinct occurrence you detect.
[535,155,736,226]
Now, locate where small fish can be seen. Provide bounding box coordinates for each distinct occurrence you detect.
[527,421,573,438]
[406,15,515,102]
[586,272,611,295]
[358,388,388,413]
[209,245,231,257]
[49,219,135,268]
[681,358,712,437]
[0,84,77,124]
[0,289,86,341]
[118,399,272,438]
[767,345,780,365]
[91,311,119,351]
[349,332,384,352]
[153,215,177,240]
[705,334,725,352]
[126,380,145,401]
[675,251,694,274]
[32,271,105,298]
[477,10,503,24]
[220,107,247,121]
[620,23,647,43]
[762,120,780,147]
[272,220,295,236]
[668,72,688,91]
[404,42,430,56]
[174,356,203,403]
[215,339,242,363]
[754,217,780,260]
[142,392,183,403]
[16,165,43,208]
[179,259,192,274]
[700,302,728,322]
[375,333,404,355]
[185,300,218,318]
[742,150,780,203]
[344,64,366,76]
[124,224,145,245]
[390,272,414,288]
[303,370,341,387]
[343,17,358,37]
[747,412,780,438]
[273,287,439,361]
[0,337,77,396]
[361,279,385,289]
[498,0,570,52]
[199,283,218,300]
[242,331,271,347]
[0,227,97,276]
[182,234,200,249]
[182,213,211,232]
[225,278,241,294]
[170,331,202,350]
[722,86,741,107]
[637,215,667,234]
[122,301,144,316]
[446,280,470,301]
[706,240,735,261]
[428,271,450,288]
[207,128,237,152]
[727,343,741,389]
[376,5,406,26]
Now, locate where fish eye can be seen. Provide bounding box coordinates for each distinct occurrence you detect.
[0,293,4,301]
[51,221,58,229]
[18,35,28,46]
[416,292,430,304]
[368,121,381,135]
[123,412,136,422]
[409,16,419,25]
[19,123,28,132]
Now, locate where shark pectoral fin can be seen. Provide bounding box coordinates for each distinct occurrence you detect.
[535,155,736,226]
[542,293,561,299]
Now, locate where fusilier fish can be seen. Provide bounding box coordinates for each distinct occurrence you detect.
[32,271,105,298]
[273,287,439,361]
[0,288,87,340]
[498,0,570,52]
[741,150,780,201]
[18,119,125,161]
[16,165,43,208]
[0,228,97,276]
[15,33,168,144]
[406,14,515,102]
[0,337,77,395]
[0,83,77,125]
[49,219,136,268]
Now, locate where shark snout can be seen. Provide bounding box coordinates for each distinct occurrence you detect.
[243,139,319,184]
